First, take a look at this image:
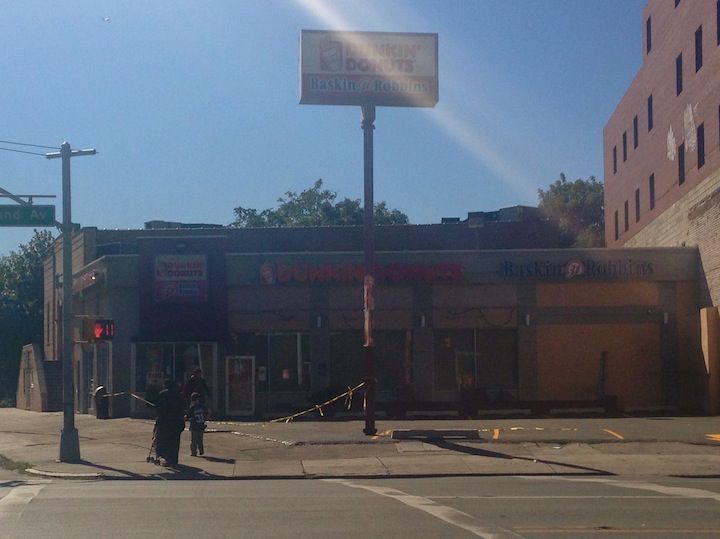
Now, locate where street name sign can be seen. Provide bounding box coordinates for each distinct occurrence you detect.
[0,204,56,226]
[300,30,438,107]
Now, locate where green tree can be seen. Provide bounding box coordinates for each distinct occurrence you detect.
[538,173,605,247]
[231,179,410,227]
[0,230,55,403]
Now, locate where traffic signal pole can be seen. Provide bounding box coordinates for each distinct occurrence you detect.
[46,142,96,463]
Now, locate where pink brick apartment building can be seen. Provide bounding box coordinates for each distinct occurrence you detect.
[604,0,720,308]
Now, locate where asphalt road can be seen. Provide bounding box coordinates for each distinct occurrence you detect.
[3,475,720,538]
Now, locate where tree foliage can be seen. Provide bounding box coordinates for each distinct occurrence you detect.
[538,173,605,247]
[231,179,409,227]
[0,230,55,403]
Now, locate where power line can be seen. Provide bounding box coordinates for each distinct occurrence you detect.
[0,139,59,150]
[0,146,47,156]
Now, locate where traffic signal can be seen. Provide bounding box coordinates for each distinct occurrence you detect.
[81,318,115,341]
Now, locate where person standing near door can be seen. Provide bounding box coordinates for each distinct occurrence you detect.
[182,367,211,406]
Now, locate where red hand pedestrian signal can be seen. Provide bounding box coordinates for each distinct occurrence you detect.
[82,318,115,341]
[93,319,115,340]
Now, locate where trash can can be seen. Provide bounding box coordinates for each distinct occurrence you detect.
[94,385,109,419]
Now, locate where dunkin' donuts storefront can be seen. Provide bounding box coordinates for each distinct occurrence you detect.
[44,226,705,419]
[212,246,703,417]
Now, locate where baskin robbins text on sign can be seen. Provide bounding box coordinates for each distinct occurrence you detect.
[300,30,438,108]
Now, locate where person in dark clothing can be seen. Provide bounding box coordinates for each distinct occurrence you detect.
[155,379,186,467]
[182,367,211,406]
[186,392,209,456]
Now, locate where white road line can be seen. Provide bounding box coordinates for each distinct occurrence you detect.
[430,495,687,499]
[0,482,48,539]
[524,476,720,502]
[324,478,523,539]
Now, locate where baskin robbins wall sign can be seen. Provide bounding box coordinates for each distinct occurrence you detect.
[300,30,438,107]
[502,258,656,280]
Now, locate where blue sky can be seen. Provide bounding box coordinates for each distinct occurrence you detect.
[0,0,645,257]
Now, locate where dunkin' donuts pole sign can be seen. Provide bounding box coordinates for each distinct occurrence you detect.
[300,30,438,107]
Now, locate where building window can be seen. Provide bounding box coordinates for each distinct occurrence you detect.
[614,210,619,241]
[676,54,683,95]
[613,146,617,173]
[646,16,652,54]
[433,329,517,394]
[330,331,411,391]
[675,0,680,7]
[695,26,703,72]
[624,200,629,232]
[635,189,641,222]
[649,174,655,210]
[647,95,653,131]
[633,115,639,149]
[622,131,627,161]
[697,123,705,168]
[678,142,686,184]
[268,333,310,392]
[46,302,50,343]
[133,342,215,400]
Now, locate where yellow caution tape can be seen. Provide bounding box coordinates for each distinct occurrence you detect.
[268,381,366,424]
[96,390,157,407]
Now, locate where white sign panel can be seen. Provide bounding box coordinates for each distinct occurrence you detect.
[300,30,438,108]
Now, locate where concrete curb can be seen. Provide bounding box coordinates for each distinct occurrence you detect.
[25,468,104,480]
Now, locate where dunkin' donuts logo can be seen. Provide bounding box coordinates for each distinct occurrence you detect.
[260,261,276,284]
[319,39,343,71]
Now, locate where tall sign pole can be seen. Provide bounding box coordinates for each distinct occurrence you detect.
[300,30,438,436]
[361,105,377,436]
[46,141,96,463]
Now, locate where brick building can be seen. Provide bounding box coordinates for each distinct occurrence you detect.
[26,211,707,419]
[603,0,720,307]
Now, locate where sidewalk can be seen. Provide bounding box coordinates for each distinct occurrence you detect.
[1,408,719,480]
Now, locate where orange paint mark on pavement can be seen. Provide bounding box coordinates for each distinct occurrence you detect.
[603,428,624,440]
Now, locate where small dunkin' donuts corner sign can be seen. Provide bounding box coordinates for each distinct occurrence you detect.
[300,30,438,108]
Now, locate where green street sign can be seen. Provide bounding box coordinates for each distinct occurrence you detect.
[0,205,56,227]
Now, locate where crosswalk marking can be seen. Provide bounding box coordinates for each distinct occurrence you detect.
[325,478,523,538]
[1,482,49,538]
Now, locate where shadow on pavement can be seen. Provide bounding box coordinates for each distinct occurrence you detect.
[200,456,236,464]
[71,459,229,480]
[428,440,613,475]
[152,462,226,480]
[0,480,27,488]
[76,459,148,479]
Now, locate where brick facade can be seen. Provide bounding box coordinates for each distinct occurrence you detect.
[604,0,720,308]
[625,168,720,306]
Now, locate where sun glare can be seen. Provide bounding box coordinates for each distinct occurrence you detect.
[293,0,537,203]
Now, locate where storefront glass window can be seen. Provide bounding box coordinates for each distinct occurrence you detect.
[268,333,310,392]
[330,332,362,390]
[434,329,518,397]
[200,343,215,398]
[134,342,215,404]
[434,330,475,391]
[329,331,411,391]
